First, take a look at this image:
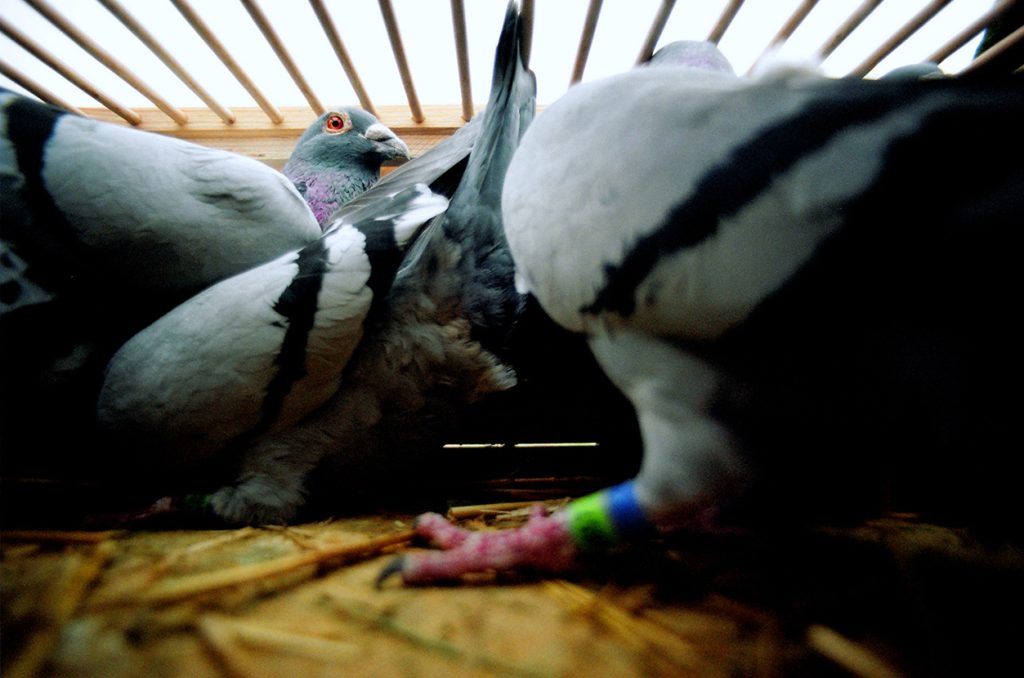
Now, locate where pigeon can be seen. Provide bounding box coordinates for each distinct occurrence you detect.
[96,182,448,470]
[645,40,735,73]
[283,107,410,227]
[382,50,1024,583]
[0,89,415,495]
[89,74,485,516]
[198,0,536,526]
[0,89,321,478]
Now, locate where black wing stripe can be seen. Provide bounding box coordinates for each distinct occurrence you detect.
[581,82,926,318]
[254,239,331,436]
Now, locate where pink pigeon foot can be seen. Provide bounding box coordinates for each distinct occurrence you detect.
[378,505,579,585]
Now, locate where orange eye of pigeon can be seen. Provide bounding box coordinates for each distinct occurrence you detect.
[324,113,349,134]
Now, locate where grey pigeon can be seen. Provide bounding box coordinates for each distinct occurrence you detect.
[0,89,320,482]
[0,90,418,506]
[384,51,1023,583]
[645,40,735,73]
[283,108,409,227]
[203,0,536,526]
[90,65,488,521]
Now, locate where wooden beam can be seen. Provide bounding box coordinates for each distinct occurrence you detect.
[78,104,471,168]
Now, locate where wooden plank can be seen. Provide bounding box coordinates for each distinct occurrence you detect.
[78,105,470,168]
[80,105,470,137]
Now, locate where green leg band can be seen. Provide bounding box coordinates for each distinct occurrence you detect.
[565,491,618,553]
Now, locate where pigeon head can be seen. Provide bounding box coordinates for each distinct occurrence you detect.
[284,108,410,227]
[646,40,735,74]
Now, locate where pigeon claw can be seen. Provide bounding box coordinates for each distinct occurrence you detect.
[375,555,408,589]
[379,506,580,585]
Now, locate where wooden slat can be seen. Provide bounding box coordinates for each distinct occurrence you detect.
[815,0,884,59]
[96,0,235,124]
[570,0,604,84]
[239,0,323,115]
[169,0,283,124]
[23,0,187,124]
[848,0,955,78]
[636,0,677,65]
[927,0,1022,65]
[307,0,377,117]
[449,0,473,122]
[378,0,424,123]
[0,17,140,125]
[707,0,745,45]
[960,22,1024,76]
[80,104,471,169]
[0,58,85,115]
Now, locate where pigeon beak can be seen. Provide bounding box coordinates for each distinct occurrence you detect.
[364,123,410,160]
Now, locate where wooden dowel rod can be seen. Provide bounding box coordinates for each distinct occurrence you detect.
[170,0,283,124]
[771,0,819,48]
[378,0,424,123]
[636,0,677,64]
[570,0,603,84]
[816,0,884,59]
[707,0,745,45]
[0,18,141,125]
[23,0,187,125]
[927,0,1022,65]
[97,0,235,124]
[449,0,473,122]
[307,0,378,117]
[849,0,954,78]
[239,0,323,115]
[747,0,819,75]
[959,22,1024,76]
[521,0,535,66]
[0,59,85,115]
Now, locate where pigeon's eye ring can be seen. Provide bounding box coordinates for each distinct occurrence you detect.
[324,112,351,134]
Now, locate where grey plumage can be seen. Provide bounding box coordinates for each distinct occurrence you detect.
[504,64,1024,532]
[283,107,409,227]
[208,0,536,525]
[0,89,320,479]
